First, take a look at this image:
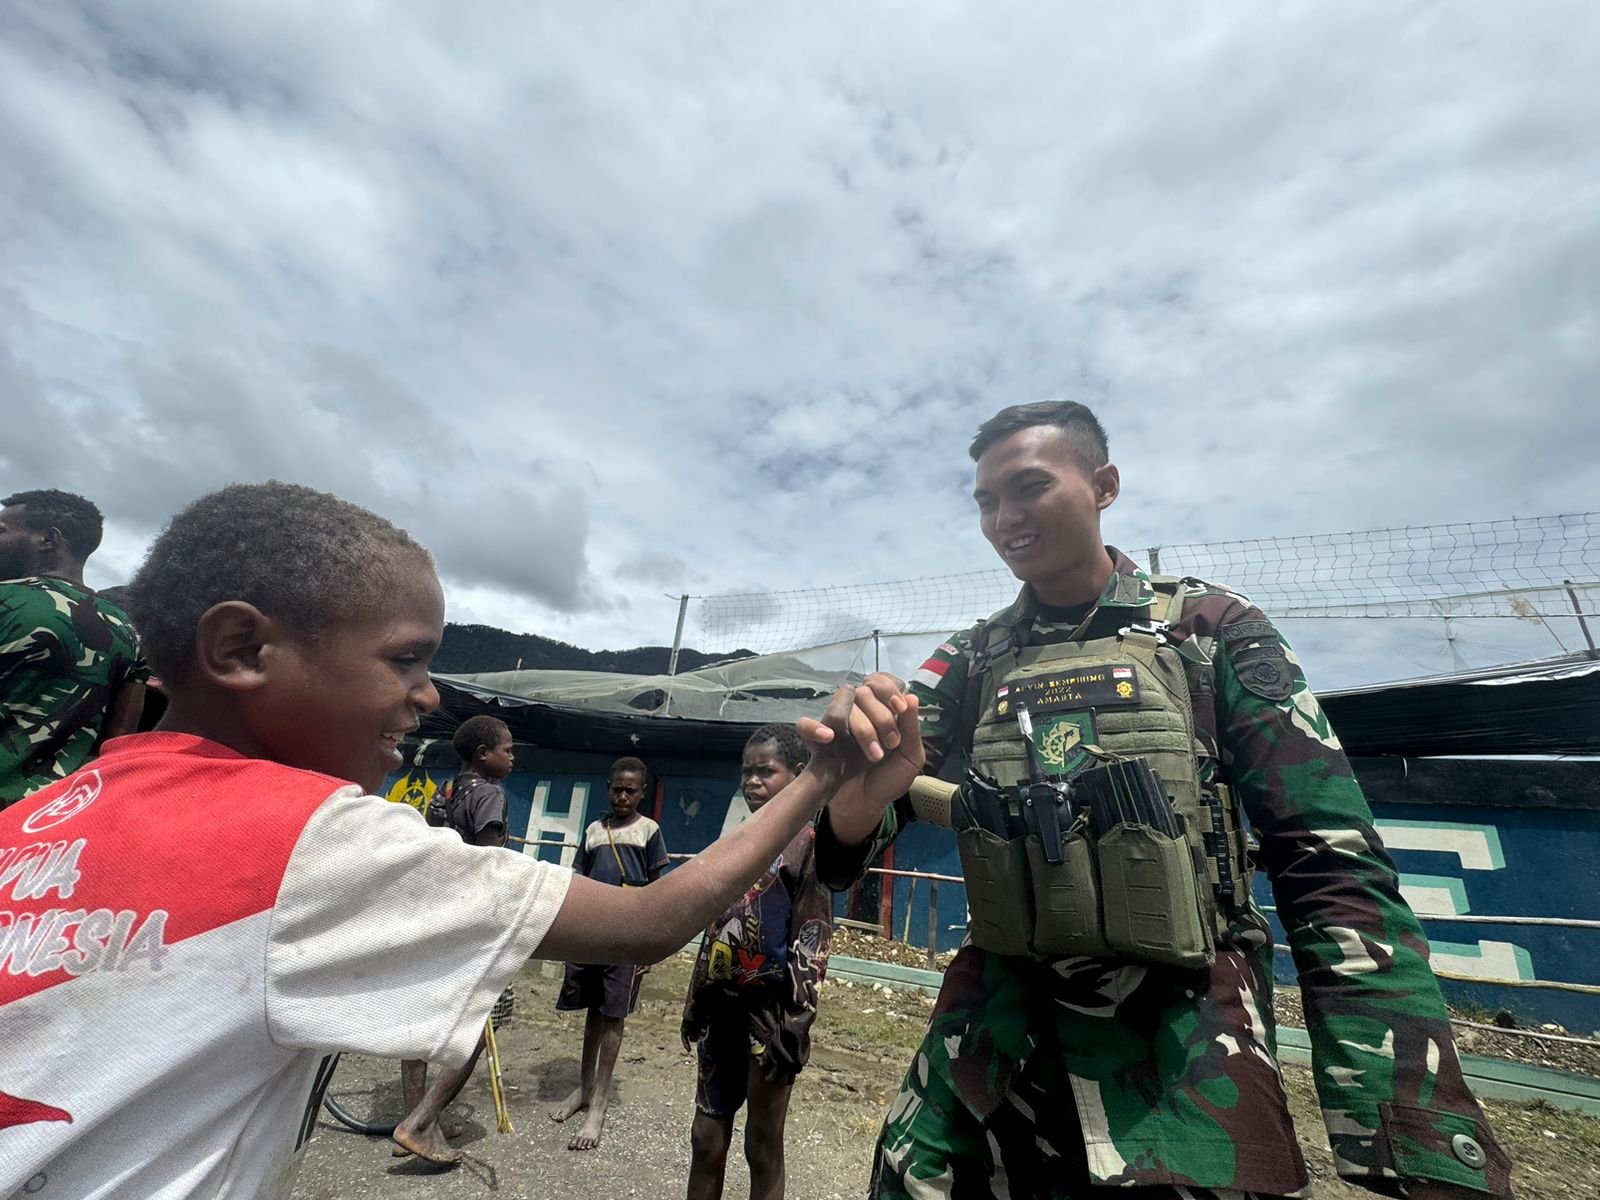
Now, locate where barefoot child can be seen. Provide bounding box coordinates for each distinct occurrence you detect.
[549,756,667,1150]
[682,724,832,1200]
[394,715,515,1159]
[0,482,922,1199]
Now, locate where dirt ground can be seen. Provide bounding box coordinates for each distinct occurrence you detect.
[294,954,1600,1199]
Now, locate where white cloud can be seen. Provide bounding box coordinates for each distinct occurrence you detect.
[3,1,1596,680]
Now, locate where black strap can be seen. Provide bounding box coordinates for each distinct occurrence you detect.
[447,775,493,839]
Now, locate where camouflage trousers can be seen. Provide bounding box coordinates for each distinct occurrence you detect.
[869,1037,1290,1200]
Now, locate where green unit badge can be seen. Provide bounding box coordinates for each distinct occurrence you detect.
[1032,710,1097,776]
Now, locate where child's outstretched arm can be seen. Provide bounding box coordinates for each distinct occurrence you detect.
[537,674,921,966]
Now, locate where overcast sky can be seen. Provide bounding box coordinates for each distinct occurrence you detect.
[3,2,1597,676]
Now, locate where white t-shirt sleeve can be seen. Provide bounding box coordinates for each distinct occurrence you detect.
[264,786,572,1067]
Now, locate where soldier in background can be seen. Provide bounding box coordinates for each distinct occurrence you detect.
[0,489,145,809]
[816,402,1509,1199]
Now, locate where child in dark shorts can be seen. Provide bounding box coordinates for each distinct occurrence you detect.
[681,725,832,1200]
[394,715,515,1158]
[549,756,668,1150]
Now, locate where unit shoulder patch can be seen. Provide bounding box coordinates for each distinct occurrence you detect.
[1231,642,1295,701]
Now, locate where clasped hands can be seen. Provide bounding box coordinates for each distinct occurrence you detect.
[796,672,923,834]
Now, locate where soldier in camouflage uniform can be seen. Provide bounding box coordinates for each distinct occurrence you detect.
[815,403,1510,1199]
[0,489,146,809]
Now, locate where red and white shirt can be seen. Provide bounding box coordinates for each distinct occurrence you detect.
[0,733,571,1199]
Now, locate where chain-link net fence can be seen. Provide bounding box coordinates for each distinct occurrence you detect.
[685,513,1600,689]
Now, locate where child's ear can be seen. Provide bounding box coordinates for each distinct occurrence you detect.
[192,601,279,691]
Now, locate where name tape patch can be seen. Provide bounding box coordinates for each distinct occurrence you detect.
[996,664,1142,716]
[1220,619,1276,644]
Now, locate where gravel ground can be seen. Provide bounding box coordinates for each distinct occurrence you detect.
[293,954,1600,1199]
[831,927,959,971]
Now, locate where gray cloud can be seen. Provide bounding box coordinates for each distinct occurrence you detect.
[2,1,1596,674]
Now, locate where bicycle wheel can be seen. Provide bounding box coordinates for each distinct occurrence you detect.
[321,1053,404,1136]
[320,1052,477,1137]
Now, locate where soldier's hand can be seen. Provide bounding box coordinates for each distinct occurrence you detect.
[806,678,924,848]
[796,674,920,792]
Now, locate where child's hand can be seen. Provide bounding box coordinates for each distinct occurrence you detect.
[797,674,923,801]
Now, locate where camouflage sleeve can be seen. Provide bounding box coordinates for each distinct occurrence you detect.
[0,590,65,678]
[101,600,150,685]
[813,630,973,891]
[907,628,973,778]
[1215,604,1511,1196]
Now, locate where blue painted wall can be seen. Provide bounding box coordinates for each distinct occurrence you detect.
[386,742,1598,1032]
[384,746,739,870]
[1256,799,1600,1034]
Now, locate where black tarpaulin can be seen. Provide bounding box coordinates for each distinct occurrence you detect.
[1319,655,1600,757]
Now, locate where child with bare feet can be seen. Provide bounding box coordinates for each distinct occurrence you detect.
[1,482,922,1198]
[549,757,667,1150]
[682,724,832,1200]
[392,715,515,1162]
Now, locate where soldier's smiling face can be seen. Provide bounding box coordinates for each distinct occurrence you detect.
[973,425,1119,597]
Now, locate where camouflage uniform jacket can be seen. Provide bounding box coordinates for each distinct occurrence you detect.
[816,549,1510,1196]
[0,577,146,809]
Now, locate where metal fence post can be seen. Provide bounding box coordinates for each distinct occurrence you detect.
[1566,581,1598,659]
[662,593,690,715]
[926,881,939,970]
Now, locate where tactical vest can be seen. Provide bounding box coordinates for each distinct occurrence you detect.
[951,577,1251,969]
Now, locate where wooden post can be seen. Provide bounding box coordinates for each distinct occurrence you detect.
[926,880,939,970]
[879,844,895,937]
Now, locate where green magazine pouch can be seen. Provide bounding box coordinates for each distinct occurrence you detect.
[957,826,1034,958]
[1097,820,1214,969]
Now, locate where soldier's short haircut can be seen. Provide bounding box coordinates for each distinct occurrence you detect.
[746,723,810,772]
[610,756,649,786]
[453,715,511,764]
[124,481,434,686]
[2,489,106,557]
[968,401,1110,470]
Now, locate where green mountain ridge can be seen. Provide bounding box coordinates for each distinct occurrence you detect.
[432,622,752,676]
